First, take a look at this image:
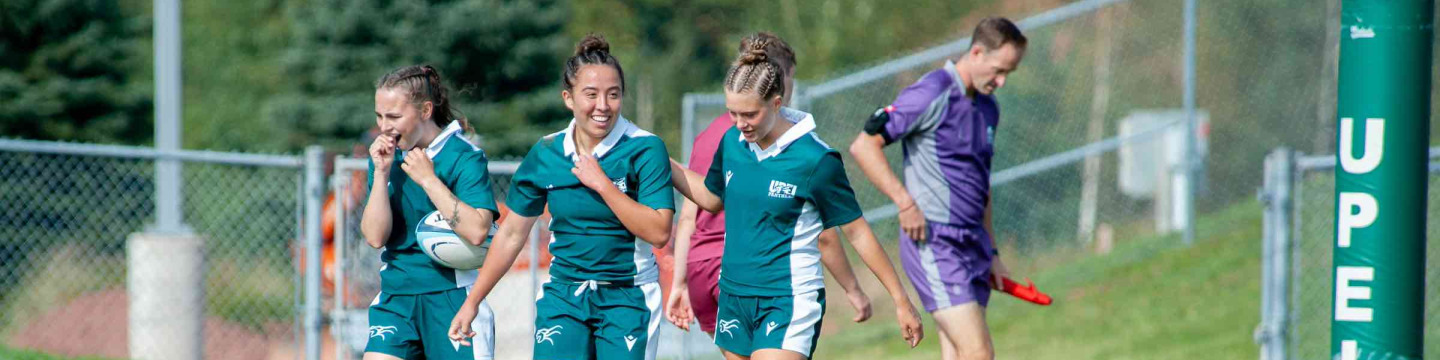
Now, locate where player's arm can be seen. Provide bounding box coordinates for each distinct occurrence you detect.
[669,159,722,213]
[450,213,539,345]
[405,152,495,245]
[810,153,920,346]
[416,185,494,246]
[849,131,930,242]
[671,199,698,284]
[571,143,674,246]
[838,218,922,347]
[983,198,1011,288]
[665,198,699,329]
[360,177,393,249]
[851,79,946,240]
[848,132,915,219]
[816,227,871,322]
[360,136,397,249]
[837,220,906,305]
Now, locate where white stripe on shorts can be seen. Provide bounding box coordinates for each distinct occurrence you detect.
[464,287,496,360]
[641,282,662,360]
[781,291,824,356]
[918,241,952,309]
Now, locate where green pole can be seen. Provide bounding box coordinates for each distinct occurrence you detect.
[1332,0,1431,359]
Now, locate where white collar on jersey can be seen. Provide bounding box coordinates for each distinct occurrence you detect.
[743,107,817,161]
[423,120,466,159]
[945,60,974,98]
[562,115,636,160]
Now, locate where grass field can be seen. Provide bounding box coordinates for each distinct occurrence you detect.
[812,201,1263,360]
[0,346,117,360]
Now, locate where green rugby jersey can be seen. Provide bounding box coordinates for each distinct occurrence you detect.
[704,108,864,297]
[507,116,674,285]
[367,121,499,295]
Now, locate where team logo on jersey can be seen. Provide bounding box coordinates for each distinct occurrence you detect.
[612,177,628,193]
[369,325,397,341]
[716,319,740,338]
[535,325,563,345]
[768,180,797,199]
[986,126,995,145]
[765,321,781,336]
[725,171,733,186]
[624,335,638,351]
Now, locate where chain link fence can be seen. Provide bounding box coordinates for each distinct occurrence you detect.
[1259,149,1440,360]
[685,0,1211,259]
[0,139,307,359]
[681,0,1431,357]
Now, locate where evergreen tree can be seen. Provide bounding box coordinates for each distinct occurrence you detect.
[264,0,570,157]
[0,0,152,144]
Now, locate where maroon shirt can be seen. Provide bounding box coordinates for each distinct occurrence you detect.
[685,114,733,261]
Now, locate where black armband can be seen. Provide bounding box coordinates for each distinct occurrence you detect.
[863,106,896,143]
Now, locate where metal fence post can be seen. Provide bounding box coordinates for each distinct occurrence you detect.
[681,94,696,166]
[330,162,351,360]
[304,146,325,360]
[1181,0,1199,246]
[1258,147,1293,360]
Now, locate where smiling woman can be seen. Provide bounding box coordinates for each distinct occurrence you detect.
[448,34,677,360]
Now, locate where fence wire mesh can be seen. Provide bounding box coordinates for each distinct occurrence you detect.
[686,0,1237,257]
[1288,168,1440,360]
[0,149,304,359]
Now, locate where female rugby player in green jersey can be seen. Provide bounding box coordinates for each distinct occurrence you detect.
[669,35,924,360]
[449,34,675,360]
[361,65,500,360]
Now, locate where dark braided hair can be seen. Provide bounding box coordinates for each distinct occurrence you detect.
[375,65,471,133]
[562,34,625,93]
[724,34,784,101]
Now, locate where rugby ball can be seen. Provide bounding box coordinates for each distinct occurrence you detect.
[416,210,494,269]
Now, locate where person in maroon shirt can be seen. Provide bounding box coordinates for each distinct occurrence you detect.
[664,32,872,336]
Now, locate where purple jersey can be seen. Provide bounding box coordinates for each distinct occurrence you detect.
[880,60,998,228]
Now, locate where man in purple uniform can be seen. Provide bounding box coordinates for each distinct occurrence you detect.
[848,17,1026,360]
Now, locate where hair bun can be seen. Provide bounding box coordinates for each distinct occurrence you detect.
[738,36,770,65]
[575,34,611,56]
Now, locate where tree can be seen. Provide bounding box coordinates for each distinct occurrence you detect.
[0,0,151,144]
[264,0,570,157]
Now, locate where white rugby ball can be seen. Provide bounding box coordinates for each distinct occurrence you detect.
[416,210,494,270]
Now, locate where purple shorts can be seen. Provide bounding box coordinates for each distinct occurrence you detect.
[898,222,995,312]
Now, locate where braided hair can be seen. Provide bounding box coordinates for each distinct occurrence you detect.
[375,65,471,133]
[724,34,784,101]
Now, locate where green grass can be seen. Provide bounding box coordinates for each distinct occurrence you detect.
[0,346,120,360]
[813,201,1263,359]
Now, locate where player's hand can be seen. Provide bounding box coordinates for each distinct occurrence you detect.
[846,288,872,322]
[571,154,615,193]
[401,148,439,187]
[990,256,1012,291]
[369,134,397,174]
[898,201,927,242]
[896,301,924,348]
[665,283,695,331]
[448,304,479,346]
